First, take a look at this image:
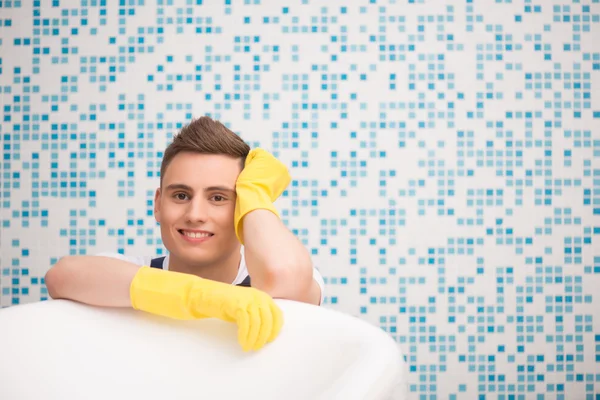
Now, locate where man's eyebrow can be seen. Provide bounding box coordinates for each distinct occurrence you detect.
[204,185,236,194]
[164,183,235,193]
[164,183,193,192]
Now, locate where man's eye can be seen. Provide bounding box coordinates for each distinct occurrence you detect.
[212,195,225,202]
[174,193,188,200]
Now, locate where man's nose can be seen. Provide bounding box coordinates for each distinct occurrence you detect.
[185,198,209,223]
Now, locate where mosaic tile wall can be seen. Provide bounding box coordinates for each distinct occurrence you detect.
[1,0,599,398]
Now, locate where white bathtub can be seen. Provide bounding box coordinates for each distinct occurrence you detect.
[0,299,407,399]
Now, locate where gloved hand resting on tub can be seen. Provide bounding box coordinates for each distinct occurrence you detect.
[130,266,283,352]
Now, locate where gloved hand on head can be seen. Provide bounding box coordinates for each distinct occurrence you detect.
[233,148,291,244]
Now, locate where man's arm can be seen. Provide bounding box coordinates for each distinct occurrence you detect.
[242,209,321,306]
[45,256,140,307]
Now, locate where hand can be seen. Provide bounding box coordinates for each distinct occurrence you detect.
[215,284,285,352]
[234,148,291,243]
[237,148,291,202]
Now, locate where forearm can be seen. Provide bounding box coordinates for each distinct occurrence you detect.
[242,209,314,299]
[45,256,140,307]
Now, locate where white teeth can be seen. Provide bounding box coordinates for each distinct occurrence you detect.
[182,231,211,238]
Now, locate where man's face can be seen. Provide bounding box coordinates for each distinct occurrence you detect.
[154,152,242,268]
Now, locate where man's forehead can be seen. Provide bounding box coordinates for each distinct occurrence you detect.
[170,152,242,167]
[164,153,241,179]
[162,153,241,191]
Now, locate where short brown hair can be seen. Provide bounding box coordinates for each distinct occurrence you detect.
[160,116,250,187]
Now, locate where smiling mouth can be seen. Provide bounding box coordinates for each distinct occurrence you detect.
[177,230,214,239]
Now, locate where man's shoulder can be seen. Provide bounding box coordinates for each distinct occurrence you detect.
[93,252,154,267]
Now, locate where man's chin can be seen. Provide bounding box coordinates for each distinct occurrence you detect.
[182,252,217,265]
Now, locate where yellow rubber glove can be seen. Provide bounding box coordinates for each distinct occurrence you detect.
[234,148,291,244]
[130,266,284,352]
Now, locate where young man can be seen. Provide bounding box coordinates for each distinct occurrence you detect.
[45,116,325,352]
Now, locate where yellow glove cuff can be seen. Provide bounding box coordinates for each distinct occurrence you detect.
[234,181,280,244]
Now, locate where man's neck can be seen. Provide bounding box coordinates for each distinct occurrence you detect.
[168,248,242,284]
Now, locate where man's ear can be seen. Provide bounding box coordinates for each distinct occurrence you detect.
[153,188,162,223]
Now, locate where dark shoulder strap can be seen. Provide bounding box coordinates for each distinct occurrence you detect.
[236,275,251,287]
[150,256,166,269]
